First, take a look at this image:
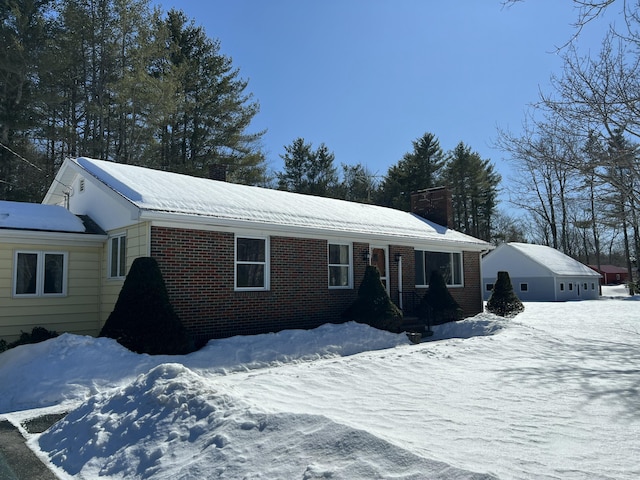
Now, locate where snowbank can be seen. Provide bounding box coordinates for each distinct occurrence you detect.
[0,319,504,413]
[39,363,496,479]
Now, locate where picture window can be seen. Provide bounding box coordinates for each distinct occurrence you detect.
[415,251,462,287]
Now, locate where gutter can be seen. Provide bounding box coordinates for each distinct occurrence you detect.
[139,210,491,252]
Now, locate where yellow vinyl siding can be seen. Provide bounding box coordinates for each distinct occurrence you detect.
[99,222,150,326]
[0,241,103,343]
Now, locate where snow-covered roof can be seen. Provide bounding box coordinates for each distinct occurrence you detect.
[67,157,488,248]
[0,200,86,233]
[507,242,600,277]
[588,264,628,274]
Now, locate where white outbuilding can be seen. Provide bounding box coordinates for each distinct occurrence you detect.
[482,242,602,301]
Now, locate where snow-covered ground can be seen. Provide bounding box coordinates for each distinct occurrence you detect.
[0,285,638,479]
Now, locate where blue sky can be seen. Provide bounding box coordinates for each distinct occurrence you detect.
[153,1,613,203]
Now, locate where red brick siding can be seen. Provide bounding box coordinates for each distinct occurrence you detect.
[150,227,483,342]
[452,251,483,317]
[151,227,369,342]
[413,250,483,318]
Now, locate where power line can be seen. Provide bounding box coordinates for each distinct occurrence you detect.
[0,141,44,172]
[0,142,74,198]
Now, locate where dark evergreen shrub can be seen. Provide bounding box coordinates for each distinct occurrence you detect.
[0,327,59,353]
[100,257,193,355]
[486,271,525,317]
[342,265,403,333]
[418,270,462,325]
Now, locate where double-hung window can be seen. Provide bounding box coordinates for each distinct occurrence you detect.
[235,236,269,290]
[328,243,352,288]
[109,234,127,279]
[14,251,67,297]
[415,250,463,287]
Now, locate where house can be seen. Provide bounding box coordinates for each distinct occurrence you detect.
[482,242,602,302]
[1,157,490,344]
[0,201,106,342]
[587,264,629,285]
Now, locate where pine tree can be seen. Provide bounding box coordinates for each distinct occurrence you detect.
[486,271,524,317]
[376,132,445,210]
[444,142,501,242]
[277,138,338,196]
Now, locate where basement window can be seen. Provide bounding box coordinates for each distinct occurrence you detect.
[520,283,529,292]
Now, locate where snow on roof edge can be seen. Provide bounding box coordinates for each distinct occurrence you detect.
[72,157,490,249]
[507,242,600,277]
[0,200,87,233]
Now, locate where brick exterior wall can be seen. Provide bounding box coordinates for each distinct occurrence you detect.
[150,226,483,344]
[452,251,483,318]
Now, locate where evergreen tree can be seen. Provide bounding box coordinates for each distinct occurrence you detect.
[376,132,445,210]
[486,271,524,317]
[342,265,403,333]
[337,163,378,203]
[100,257,192,355]
[444,142,501,241]
[0,0,52,201]
[277,138,313,192]
[1,0,266,202]
[144,9,265,182]
[418,270,462,325]
[277,138,338,196]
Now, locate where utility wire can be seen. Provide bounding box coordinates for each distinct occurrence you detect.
[0,141,44,172]
[0,141,74,197]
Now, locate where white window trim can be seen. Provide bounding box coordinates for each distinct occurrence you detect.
[13,250,68,297]
[108,234,127,279]
[415,250,464,288]
[328,242,353,289]
[234,235,270,291]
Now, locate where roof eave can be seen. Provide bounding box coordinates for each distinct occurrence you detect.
[0,228,107,244]
[140,209,490,251]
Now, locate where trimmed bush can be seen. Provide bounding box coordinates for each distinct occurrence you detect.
[0,327,59,353]
[418,270,462,325]
[100,257,193,355]
[486,271,525,317]
[342,265,403,332]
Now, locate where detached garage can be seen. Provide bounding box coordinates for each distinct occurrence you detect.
[482,242,602,302]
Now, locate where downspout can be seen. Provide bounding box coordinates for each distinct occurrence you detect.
[397,255,403,311]
[479,248,491,305]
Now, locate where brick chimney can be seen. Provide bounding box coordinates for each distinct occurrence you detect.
[410,186,453,228]
[209,164,227,182]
